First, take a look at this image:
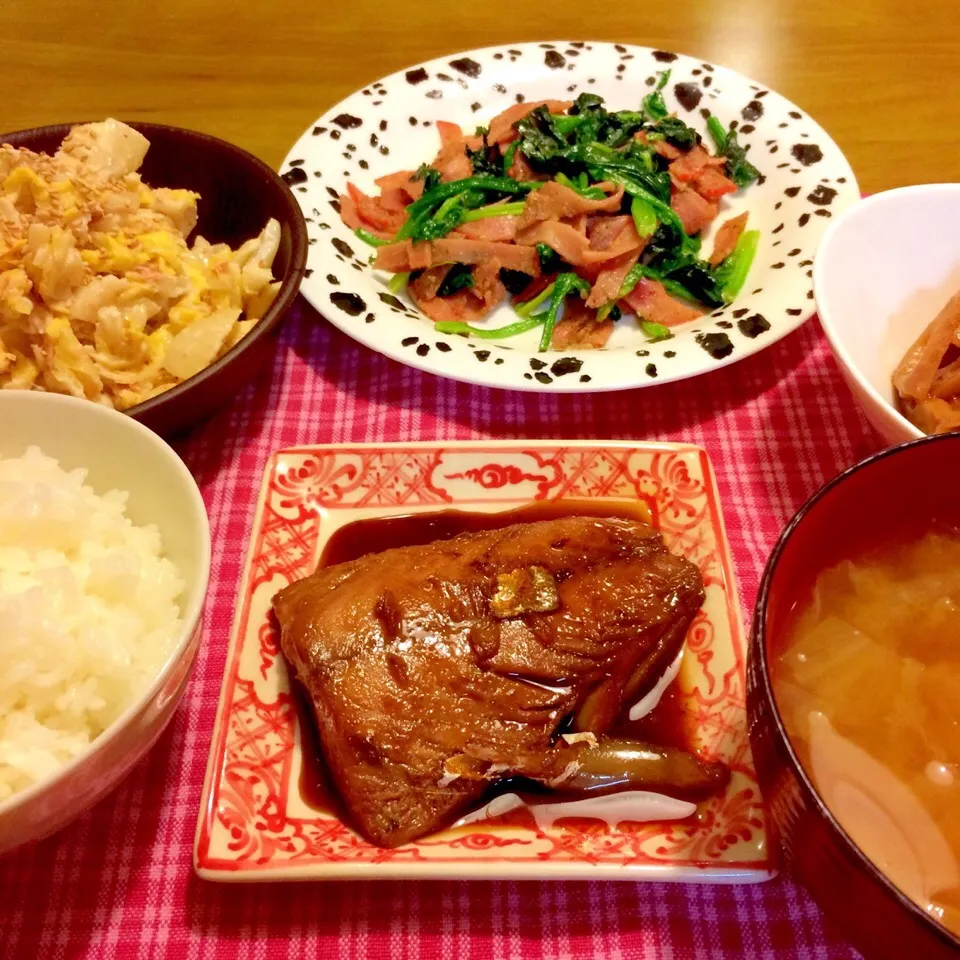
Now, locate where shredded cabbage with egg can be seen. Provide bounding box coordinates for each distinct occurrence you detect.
[0,119,281,409]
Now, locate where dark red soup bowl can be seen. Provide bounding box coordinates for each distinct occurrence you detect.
[0,122,308,436]
[748,432,960,960]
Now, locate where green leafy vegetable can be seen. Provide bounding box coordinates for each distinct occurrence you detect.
[643,221,701,275]
[640,319,674,343]
[412,192,470,241]
[590,167,688,252]
[513,97,649,175]
[664,261,725,308]
[384,90,762,336]
[461,201,526,222]
[555,171,606,200]
[619,261,705,305]
[640,73,701,147]
[619,262,652,298]
[723,132,761,188]
[387,272,410,294]
[706,116,760,188]
[434,314,546,339]
[539,272,591,351]
[513,106,569,168]
[536,242,570,275]
[467,132,505,178]
[515,281,556,318]
[630,196,658,238]
[500,269,533,295]
[412,163,442,193]
[354,228,390,247]
[642,70,670,123]
[549,114,588,137]
[706,116,727,151]
[394,175,534,242]
[596,301,624,322]
[409,174,531,208]
[648,115,699,149]
[597,112,647,149]
[502,141,519,175]
[569,92,604,115]
[714,229,760,302]
[583,141,665,196]
[436,263,475,298]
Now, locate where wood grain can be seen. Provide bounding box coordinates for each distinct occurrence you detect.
[1,0,958,192]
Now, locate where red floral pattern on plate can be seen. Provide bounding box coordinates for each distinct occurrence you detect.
[195,441,772,880]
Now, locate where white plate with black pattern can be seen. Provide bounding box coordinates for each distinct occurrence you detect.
[281,41,859,391]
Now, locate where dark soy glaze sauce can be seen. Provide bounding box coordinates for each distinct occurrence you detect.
[296,499,698,822]
[318,499,651,566]
[293,680,348,820]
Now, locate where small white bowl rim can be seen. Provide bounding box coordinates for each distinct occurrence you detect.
[0,392,211,821]
[813,183,960,443]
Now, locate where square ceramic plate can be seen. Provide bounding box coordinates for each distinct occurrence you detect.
[195,441,774,882]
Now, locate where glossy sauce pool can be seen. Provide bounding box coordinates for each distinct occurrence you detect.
[294,500,703,829]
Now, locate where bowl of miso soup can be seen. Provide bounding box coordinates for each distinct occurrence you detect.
[748,433,960,960]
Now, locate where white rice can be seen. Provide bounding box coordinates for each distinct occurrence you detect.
[0,447,184,800]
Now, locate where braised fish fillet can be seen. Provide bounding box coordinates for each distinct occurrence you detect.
[273,515,711,847]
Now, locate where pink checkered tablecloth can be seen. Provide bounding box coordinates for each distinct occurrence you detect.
[0,297,878,959]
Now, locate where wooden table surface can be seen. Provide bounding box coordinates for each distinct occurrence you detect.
[2,0,958,195]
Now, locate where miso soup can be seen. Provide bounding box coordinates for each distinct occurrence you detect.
[773,531,960,937]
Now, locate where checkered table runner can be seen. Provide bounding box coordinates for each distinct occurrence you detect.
[0,298,875,958]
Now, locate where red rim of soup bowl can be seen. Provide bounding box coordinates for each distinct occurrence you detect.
[748,431,960,960]
[0,121,308,436]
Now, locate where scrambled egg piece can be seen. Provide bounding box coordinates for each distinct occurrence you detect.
[0,119,281,409]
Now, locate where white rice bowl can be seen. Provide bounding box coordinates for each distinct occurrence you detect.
[0,446,184,800]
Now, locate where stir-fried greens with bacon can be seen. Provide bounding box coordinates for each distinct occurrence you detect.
[339,74,761,351]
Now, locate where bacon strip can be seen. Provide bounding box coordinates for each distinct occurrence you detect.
[409,265,452,301]
[338,183,405,239]
[339,103,753,337]
[670,184,719,236]
[622,278,704,327]
[507,149,541,181]
[587,214,632,252]
[709,212,749,266]
[551,297,614,349]
[516,181,624,231]
[669,145,728,182]
[568,212,589,236]
[516,220,644,268]
[408,260,506,323]
[375,238,540,275]
[487,100,574,146]
[452,215,519,242]
[585,251,641,309]
[669,144,737,202]
[374,170,424,202]
[694,166,738,201]
[433,121,473,182]
[636,130,682,161]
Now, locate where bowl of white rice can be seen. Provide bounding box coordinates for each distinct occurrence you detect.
[0,391,210,854]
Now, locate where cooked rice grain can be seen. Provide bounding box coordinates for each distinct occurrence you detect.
[0,447,183,799]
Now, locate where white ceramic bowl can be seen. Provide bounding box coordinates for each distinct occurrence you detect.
[0,392,210,855]
[814,184,960,446]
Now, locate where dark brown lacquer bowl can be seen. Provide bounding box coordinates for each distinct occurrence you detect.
[748,432,960,960]
[0,122,308,436]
